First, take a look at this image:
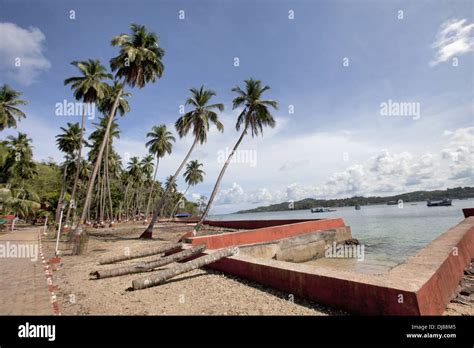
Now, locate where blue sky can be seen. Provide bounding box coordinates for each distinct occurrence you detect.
[0,0,473,213]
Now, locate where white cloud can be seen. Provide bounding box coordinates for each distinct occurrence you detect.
[430,18,474,66]
[0,22,51,85]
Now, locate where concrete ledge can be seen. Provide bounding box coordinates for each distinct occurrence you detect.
[187,218,346,249]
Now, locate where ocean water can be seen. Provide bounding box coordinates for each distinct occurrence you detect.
[209,199,474,273]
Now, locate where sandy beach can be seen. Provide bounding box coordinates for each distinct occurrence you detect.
[40,222,347,316]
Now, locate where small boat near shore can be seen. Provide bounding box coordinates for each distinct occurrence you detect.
[355,204,361,210]
[427,198,452,207]
[311,207,336,213]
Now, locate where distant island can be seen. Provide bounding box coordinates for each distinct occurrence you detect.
[236,186,474,213]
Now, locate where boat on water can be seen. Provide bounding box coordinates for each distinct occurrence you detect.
[311,207,336,213]
[427,198,452,207]
[355,204,361,210]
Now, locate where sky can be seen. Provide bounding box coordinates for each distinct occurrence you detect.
[0,0,473,214]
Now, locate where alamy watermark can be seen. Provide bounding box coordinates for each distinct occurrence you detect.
[217,147,257,167]
[324,242,365,261]
[0,242,38,262]
[380,99,420,120]
[55,99,96,120]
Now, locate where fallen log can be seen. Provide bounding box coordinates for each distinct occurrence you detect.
[132,246,238,290]
[90,244,206,279]
[98,242,182,265]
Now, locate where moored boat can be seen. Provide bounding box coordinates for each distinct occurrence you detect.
[311,207,336,213]
[427,198,452,207]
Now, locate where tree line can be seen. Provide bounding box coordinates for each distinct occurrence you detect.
[0,23,278,254]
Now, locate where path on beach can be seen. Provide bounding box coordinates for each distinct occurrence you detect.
[0,227,52,315]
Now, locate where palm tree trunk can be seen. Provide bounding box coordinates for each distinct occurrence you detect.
[105,142,113,222]
[140,136,199,239]
[145,157,159,221]
[55,160,68,223]
[194,127,248,234]
[65,109,85,225]
[72,87,123,255]
[169,184,190,221]
[123,181,131,220]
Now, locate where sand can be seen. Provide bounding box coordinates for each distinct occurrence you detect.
[41,222,344,315]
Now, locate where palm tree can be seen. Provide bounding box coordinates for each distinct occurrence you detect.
[4,133,37,187]
[169,160,204,220]
[125,157,142,219]
[0,84,27,131]
[64,59,112,226]
[140,86,224,238]
[194,79,278,234]
[144,124,175,219]
[55,122,81,223]
[73,23,165,253]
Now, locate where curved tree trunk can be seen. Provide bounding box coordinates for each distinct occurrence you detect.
[140,136,199,239]
[72,87,123,255]
[194,127,248,234]
[65,109,85,225]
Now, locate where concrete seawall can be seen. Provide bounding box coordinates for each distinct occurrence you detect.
[184,217,474,315]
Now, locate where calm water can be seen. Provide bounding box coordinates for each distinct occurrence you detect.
[209,199,474,273]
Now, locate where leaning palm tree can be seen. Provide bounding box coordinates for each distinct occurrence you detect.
[140,86,224,239]
[72,23,165,254]
[144,124,175,219]
[169,160,204,220]
[194,79,278,234]
[64,59,112,226]
[55,122,81,223]
[0,84,27,131]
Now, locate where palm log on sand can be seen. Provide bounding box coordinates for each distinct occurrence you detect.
[132,246,238,290]
[90,244,206,279]
[98,242,182,265]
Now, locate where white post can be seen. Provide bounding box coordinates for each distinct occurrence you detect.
[43,217,48,235]
[55,208,64,256]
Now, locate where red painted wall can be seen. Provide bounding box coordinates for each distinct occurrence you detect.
[187,218,345,249]
[415,224,474,315]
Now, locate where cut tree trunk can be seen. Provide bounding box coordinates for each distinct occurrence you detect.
[90,244,206,279]
[132,246,238,290]
[98,242,183,265]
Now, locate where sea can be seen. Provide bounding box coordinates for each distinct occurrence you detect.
[209,198,474,274]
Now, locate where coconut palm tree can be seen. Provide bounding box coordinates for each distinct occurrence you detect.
[73,23,165,254]
[169,160,204,220]
[144,124,175,219]
[4,133,37,187]
[140,86,224,238]
[125,156,142,219]
[0,84,27,131]
[194,79,278,234]
[55,122,81,223]
[64,59,112,226]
